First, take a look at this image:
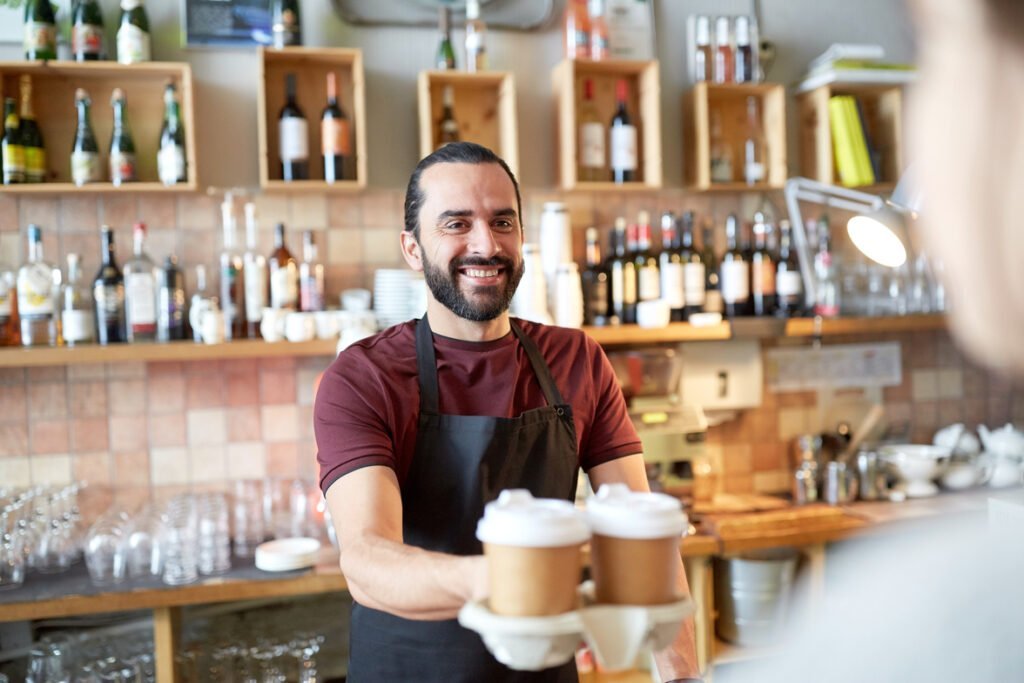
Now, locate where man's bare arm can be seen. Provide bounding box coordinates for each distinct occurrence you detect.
[588,454,702,682]
[325,465,488,620]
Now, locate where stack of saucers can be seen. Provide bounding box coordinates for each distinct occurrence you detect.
[374,269,415,329]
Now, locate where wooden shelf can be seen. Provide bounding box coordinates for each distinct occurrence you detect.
[583,321,731,346]
[0,60,197,191]
[783,314,945,338]
[684,182,782,194]
[260,179,363,193]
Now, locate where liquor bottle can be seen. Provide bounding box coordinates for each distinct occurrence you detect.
[563,0,590,59]
[438,86,459,147]
[242,203,267,339]
[72,0,105,62]
[464,0,487,72]
[279,74,308,181]
[720,213,750,317]
[608,217,636,325]
[321,72,350,183]
[93,225,126,345]
[709,110,733,184]
[16,224,58,347]
[157,255,186,342]
[109,88,137,186]
[220,200,246,340]
[742,96,767,186]
[734,16,755,83]
[713,16,733,84]
[2,98,25,185]
[693,16,712,82]
[609,80,637,184]
[268,222,299,310]
[71,89,102,187]
[578,78,605,182]
[634,212,660,305]
[123,222,158,343]
[117,0,151,65]
[299,231,325,312]
[659,212,685,322]
[701,220,723,314]
[680,211,706,318]
[814,217,840,318]
[271,0,302,48]
[0,260,18,346]
[577,228,606,327]
[23,0,57,61]
[18,76,46,184]
[750,212,776,316]
[61,253,95,347]
[436,6,456,70]
[190,264,209,342]
[775,220,804,318]
[588,0,610,60]
[158,82,187,186]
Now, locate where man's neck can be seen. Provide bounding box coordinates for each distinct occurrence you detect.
[424,299,512,342]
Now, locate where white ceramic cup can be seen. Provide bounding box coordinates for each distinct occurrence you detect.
[637,299,671,328]
[260,308,287,342]
[200,309,225,345]
[285,312,316,343]
[341,288,372,312]
[314,310,340,339]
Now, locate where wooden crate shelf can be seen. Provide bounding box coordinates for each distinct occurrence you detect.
[0,61,197,193]
[682,82,786,192]
[257,47,367,191]
[783,313,945,338]
[583,321,731,346]
[552,58,662,191]
[797,83,904,188]
[417,70,519,176]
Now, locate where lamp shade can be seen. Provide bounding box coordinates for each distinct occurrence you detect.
[847,204,910,268]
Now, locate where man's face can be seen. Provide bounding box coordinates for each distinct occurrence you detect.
[406,162,524,322]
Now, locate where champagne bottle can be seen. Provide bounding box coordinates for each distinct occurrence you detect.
[438,86,459,147]
[271,0,302,48]
[18,76,46,184]
[279,73,309,181]
[609,80,637,184]
[72,0,105,62]
[23,0,57,61]
[71,89,103,186]
[158,82,187,186]
[436,6,456,70]
[117,0,151,65]
[1,98,25,185]
[321,72,351,183]
[109,88,137,186]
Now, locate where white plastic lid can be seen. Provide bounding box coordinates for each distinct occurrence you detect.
[586,484,687,539]
[476,489,590,548]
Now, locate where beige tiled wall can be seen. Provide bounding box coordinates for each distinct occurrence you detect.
[2,190,1022,518]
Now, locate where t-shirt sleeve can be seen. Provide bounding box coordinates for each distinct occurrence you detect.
[314,349,398,494]
[579,338,643,471]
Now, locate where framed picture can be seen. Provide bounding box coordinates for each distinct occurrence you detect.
[181,0,274,47]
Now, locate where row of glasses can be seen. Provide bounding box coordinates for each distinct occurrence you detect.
[0,485,84,590]
[22,630,155,683]
[840,253,947,317]
[191,632,326,683]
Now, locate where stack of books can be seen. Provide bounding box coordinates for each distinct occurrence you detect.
[797,43,915,93]
[828,95,878,187]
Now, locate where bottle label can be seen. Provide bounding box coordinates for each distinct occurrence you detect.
[17,263,54,316]
[321,118,351,156]
[117,23,150,64]
[745,160,765,184]
[24,21,56,55]
[270,264,298,309]
[777,270,803,298]
[127,272,157,329]
[610,125,638,172]
[660,262,685,308]
[95,283,124,325]
[3,144,25,182]
[579,121,605,169]
[703,289,723,314]
[279,117,309,162]
[752,261,776,295]
[710,156,733,183]
[300,276,323,312]
[71,150,103,185]
[244,258,268,321]
[638,265,660,301]
[683,262,707,306]
[62,309,94,343]
[720,261,750,304]
[158,144,186,185]
[24,146,46,182]
[72,23,104,57]
[110,150,137,184]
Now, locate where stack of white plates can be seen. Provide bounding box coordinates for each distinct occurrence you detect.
[374,269,415,328]
[254,537,321,572]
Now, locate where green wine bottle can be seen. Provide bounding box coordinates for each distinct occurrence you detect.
[117,0,151,64]
[1,99,25,185]
[71,89,102,186]
[17,76,46,184]
[436,6,456,70]
[72,0,106,61]
[158,83,187,186]
[109,89,137,185]
[271,0,302,48]
[23,0,57,61]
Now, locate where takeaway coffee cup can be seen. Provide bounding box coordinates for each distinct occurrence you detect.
[475,489,590,617]
[586,484,688,605]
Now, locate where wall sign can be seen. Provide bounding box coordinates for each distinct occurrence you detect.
[182,0,273,47]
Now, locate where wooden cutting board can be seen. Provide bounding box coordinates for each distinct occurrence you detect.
[691,493,792,515]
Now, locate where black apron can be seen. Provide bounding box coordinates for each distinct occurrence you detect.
[346,316,580,682]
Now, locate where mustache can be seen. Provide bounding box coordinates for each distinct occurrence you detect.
[450,255,517,271]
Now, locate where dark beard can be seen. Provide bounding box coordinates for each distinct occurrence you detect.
[421,252,524,322]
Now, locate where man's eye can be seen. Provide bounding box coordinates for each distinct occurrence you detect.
[493,220,516,231]
[444,221,469,231]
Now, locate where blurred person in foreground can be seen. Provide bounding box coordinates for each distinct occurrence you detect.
[314,142,700,682]
[718,0,1024,680]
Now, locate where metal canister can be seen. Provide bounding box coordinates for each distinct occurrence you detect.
[792,462,818,505]
[824,461,858,505]
[856,449,885,501]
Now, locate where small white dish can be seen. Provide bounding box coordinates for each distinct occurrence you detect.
[255,537,320,572]
[687,312,723,327]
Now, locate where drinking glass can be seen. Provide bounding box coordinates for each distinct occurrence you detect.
[232,480,265,558]
[25,637,72,683]
[0,504,26,590]
[126,505,167,579]
[196,493,231,575]
[85,515,127,585]
[162,496,198,586]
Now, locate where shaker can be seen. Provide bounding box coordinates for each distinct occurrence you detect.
[824,461,858,505]
[792,462,818,505]
[856,448,885,501]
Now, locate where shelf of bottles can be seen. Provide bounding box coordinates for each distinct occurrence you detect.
[552,58,662,192]
[417,70,520,177]
[0,61,197,194]
[257,47,367,192]
[682,82,786,192]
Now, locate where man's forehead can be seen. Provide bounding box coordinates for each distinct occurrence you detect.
[419,161,516,199]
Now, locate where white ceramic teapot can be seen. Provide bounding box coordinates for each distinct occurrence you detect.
[978,424,1024,488]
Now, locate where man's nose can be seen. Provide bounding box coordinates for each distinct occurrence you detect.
[467,221,500,256]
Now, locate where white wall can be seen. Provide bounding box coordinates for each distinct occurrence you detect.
[0,0,916,190]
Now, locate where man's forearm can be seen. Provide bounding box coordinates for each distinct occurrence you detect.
[653,554,702,681]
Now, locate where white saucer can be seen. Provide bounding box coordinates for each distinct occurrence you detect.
[254,537,321,572]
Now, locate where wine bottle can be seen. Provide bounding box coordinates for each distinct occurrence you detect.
[693,16,712,82]
[2,98,25,185]
[633,212,660,305]
[71,89,102,186]
[109,88,137,186]
[123,222,158,342]
[268,222,299,310]
[609,80,637,184]
[321,72,351,183]
[720,213,750,317]
[72,0,105,62]
[158,82,187,186]
[750,212,776,316]
[775,220,804,318]
[588,0,610,60]
[659,212,685,322]
[743,96,767,186]
[713,16,733,84]
[734,16,755,83]
[17,224,58,347]
[701,220,722,314]
[299,231,325,312]
[438,86,459,147]
[581,227,610,326]
[23,0,57,61]
[157,255,186,342]
[272,0,302,48]
[680,211,706,318]
[436,6,456,70]
[464,0,487,73]
[93,226,127,345]
[279,73,309,181]
[18,76,46,184]
[117,0,151,65]
[578,78,605,182]
[608,217,636,325]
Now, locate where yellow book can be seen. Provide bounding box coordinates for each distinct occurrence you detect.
[828,96,860,187]
[843,96,876,186]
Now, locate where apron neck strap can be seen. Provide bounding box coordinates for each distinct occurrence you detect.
[509,319,566,407]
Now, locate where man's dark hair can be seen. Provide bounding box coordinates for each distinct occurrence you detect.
[403,142,522,238]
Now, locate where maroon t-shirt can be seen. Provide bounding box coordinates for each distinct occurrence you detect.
[314,319,641,494]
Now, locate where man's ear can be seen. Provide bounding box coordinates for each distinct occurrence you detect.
[400,231,423,272]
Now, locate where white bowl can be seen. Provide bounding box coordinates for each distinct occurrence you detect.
[879,444,951,498]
